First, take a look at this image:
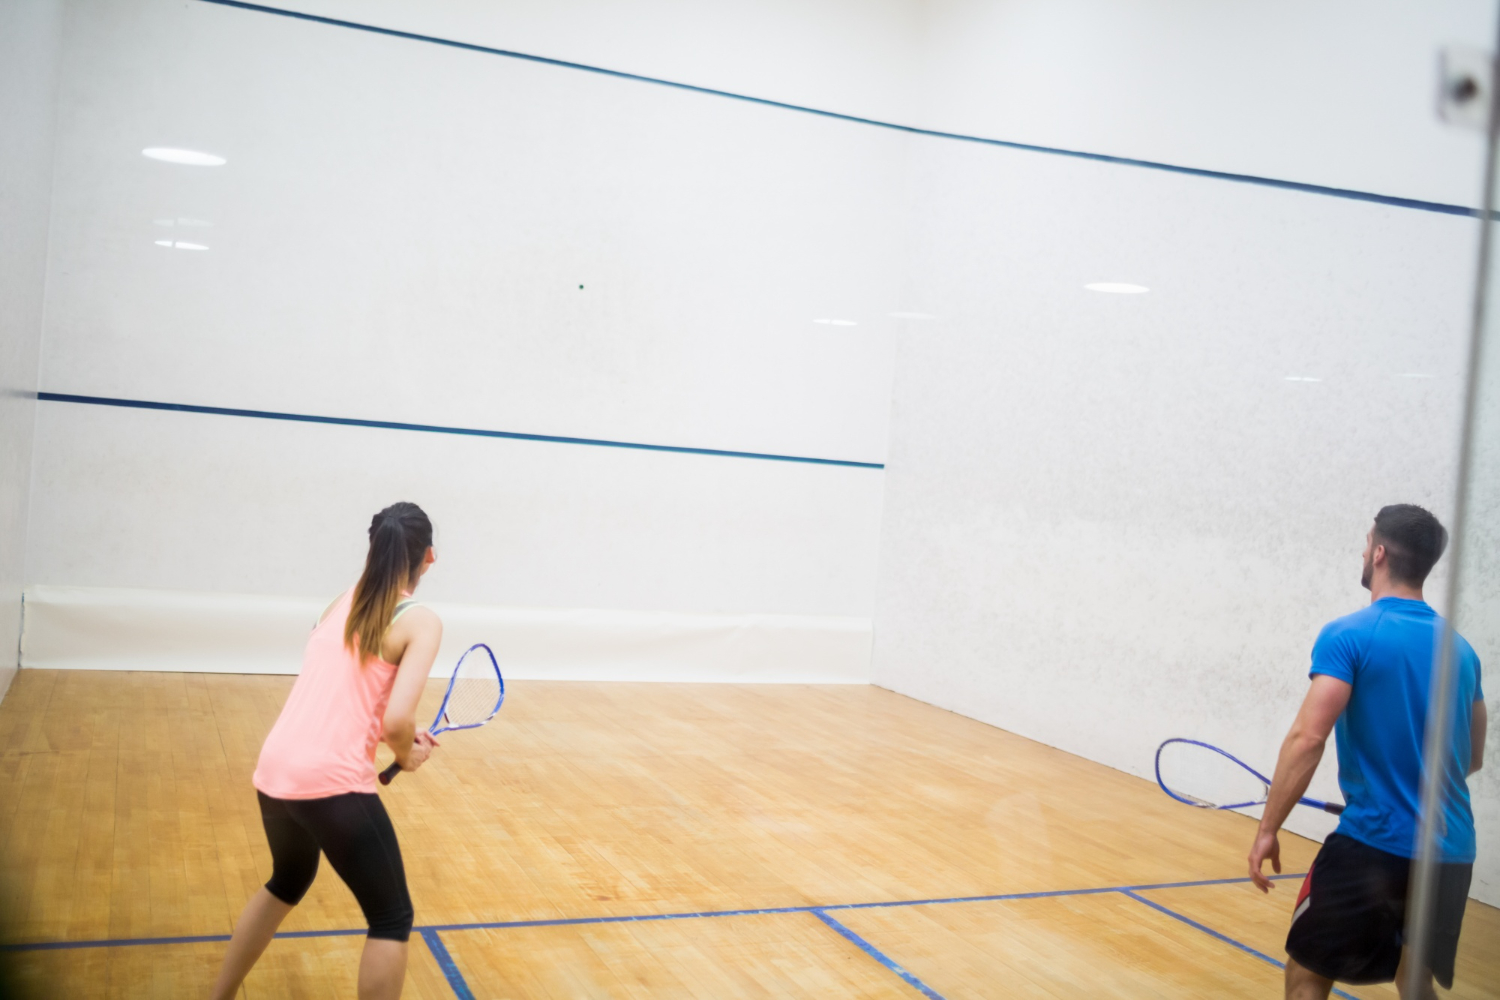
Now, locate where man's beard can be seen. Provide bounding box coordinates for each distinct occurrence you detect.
[1360,554,1373,590]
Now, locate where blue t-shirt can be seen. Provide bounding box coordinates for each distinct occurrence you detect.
[1310,597,1484,863]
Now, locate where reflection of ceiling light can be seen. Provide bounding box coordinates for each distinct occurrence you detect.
[813,318,857,326]
[154,240,209,250]
[142,147,226,166]
[889,311,936,319]
[1285,376,1322,382]
[1085,282,1149,294]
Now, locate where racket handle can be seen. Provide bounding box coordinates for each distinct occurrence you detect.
[378,760,402,785]
[1323,801,1344,816]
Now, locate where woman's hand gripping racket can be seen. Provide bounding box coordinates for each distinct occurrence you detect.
[380,642,505,785]
[1155,738,1343,815]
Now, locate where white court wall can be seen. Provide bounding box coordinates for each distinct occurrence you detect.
[257,0,1492,207]
[259,0,923,130]
[24,0,907,681]
[0,0,65,705]
[871,121,1494,898]
[870,0,1500,906]
[911,0,1494,207]
[22,584,870,684]
[1453,221,1500,906]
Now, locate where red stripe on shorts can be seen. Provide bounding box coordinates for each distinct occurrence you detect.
[1295,862,1315,908]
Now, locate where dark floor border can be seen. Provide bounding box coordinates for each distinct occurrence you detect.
[200,0,1483,218]
[37,392,884,469]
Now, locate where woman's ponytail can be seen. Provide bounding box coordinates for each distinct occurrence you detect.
[345,502,433,663]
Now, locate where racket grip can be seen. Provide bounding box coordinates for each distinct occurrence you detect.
[1323,802,1344,816]
[378,760,402,785]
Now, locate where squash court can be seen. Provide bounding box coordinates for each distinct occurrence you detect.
[1,672,1496,997]
[4,1,1500,997]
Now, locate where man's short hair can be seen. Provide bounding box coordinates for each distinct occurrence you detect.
[1372,504,1448,586]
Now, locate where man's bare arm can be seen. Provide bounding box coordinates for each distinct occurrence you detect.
[1248,675,1352,891]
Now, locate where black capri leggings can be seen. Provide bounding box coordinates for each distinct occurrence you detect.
[257,791,414,941]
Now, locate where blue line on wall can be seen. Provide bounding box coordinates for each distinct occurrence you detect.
[198,0,1482,219]
[36,392,884,469]
[420,929,478,1000]
[812,909,949,999]
[1121,891,1360,1000]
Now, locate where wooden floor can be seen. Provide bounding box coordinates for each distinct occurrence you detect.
[0,670,1494,999]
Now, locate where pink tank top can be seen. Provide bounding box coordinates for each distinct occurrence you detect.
[253,588,404,799]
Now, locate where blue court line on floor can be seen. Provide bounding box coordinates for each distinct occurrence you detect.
[35,392,884,470]
[820,872,1300,912]
[198,0,1482,219]
[420,873,1307,933]
[812,909,949,1000]
[1122,890,1359,1000]
[422,902,814,934]
[0,873,1304,952]
[420,928,477,1000]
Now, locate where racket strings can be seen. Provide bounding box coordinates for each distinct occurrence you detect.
[438,644,503,728]
[442,675,501,726]
[1157,739,1270,811]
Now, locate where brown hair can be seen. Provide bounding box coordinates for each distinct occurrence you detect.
[1372,504,1448,586]
[345,502,433,663]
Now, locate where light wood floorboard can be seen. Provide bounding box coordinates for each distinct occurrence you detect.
[829,892,1287,998]
[1135,882,1500,1000]
[438,913,916,999]
[0,670,1493,997]
[8,934,454,999]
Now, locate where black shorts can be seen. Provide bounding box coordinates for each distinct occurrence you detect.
[257,791,414,941]
[1286,833,1472,989]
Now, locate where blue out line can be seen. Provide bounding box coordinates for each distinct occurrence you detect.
[35,392,884,470]
[197,0,1482,219]
[812,909,949,1000]
[1122,891,1359,1000]
[0,877,1363,1000]
[0,873,1305,952]
[423,901,819,935]
[820,872,1303,913]
[420,928,477,1000]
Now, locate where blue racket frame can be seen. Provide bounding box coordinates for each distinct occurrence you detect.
[379,643,505,785]
[1155,738,1343,815]
[427,642,506,735]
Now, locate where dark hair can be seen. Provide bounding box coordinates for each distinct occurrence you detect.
[1372,504,1447,586]
[346,502,433,663]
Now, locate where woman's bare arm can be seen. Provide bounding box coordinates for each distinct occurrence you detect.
[381,607,443,770]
